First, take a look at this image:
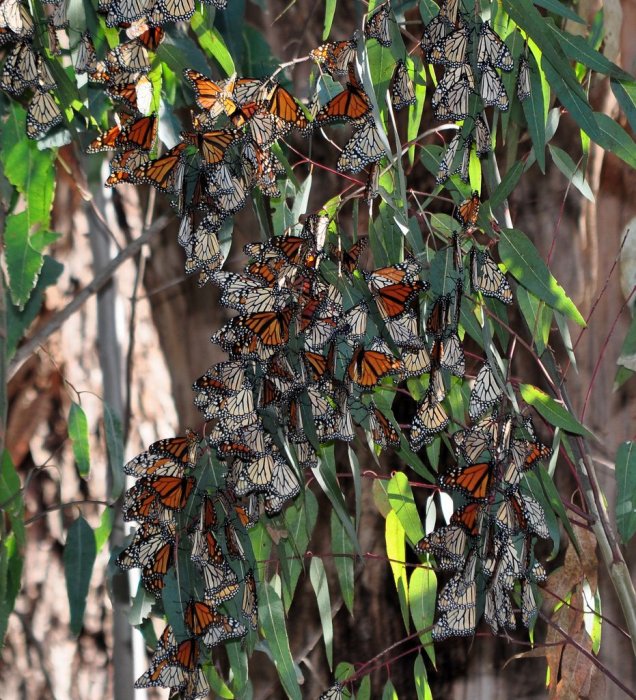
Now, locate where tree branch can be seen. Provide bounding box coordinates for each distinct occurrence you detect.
[8,216,170,380]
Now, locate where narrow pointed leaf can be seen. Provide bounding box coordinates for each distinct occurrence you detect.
[519,384,592,437]
[103,402,124,499]
[409,566,436,665]
[616,441,636,544]
[259,582,302,700]
[309,556,333,670]
[330,511,355,615]
[387,472,425,546]
[64,516,96,635]
[68,402,91,478]
[385,511,410,631]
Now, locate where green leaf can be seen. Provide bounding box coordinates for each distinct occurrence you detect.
[330,510,355,615]
[498,228,585,326]
[519,384,592,437]
[226,640,249,696]
[357,675,371,700]
[503,0,586,97]
[407,58,427,165]
[5,212,44,309]
[157,30,211,80]
[616,441,636,544]
[6,255,63,360]
[94,508,113,553]
[309,556,333,670]
[0,103,56,228]
[190,12,235,75]
[490,160,525,212]
[548,145,594,201]
[68,402,91,478]
[541,58,601,143]
[590,112,636,169]
[259,582,302,700]
[414,653,433,700]
[323,0,336,39]
[249,521,273,582]
[127,578,154,626]
[0,451,25,549]
[409,566,436,666]
[533,0,585,23]
[611,79,636,134]
[385,510,410,632]
[545,25,631,80]
[280,490,317,611]
[516,286,551,355]
[315,446,360,554]
[0,532,23,645]
[387,472,425,546]
[382,678,398,699]
[617,312,636,381]
[203,662,235,698]
[523,46,548,172]
[103,402,124,499]
[64,516,96,635]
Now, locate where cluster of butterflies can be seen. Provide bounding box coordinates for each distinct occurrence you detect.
[0,0,232,139]
[418,412,552,639]
[116,429,259,700]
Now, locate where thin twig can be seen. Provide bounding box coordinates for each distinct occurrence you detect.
[8,216,170,380]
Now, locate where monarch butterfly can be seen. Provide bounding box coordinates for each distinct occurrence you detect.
[181,128,240,166]
[364,2,391,47]
[199,558,240,603]
[74,31,97,74]
[242,570,258,630]
[106,39,150,73]
[469,361,503,420]
[241,140,284,197]
[86,115,132,153]
[452,414,499,463]
[136,25,165,50]
[390,59,416,111]
[347,343,403,388]
[420,15,450,58]
[132,142,187,191]
[436,132,461,183]
[474,115,491,157]
[269,454,302,501]
[314,79,371,125]
[341,302,368,344]
[336,115,387,169]
[484,581,515,634]
[426,294,453,337]
[258,80,308,131]
[477,21,514,72]
[184,69,239,120]
[0,0,33,42]
[439,0,461,24]
[149,429,201,464]
[150,0,196,24]
[368,403,400,448]
[440,332,465,377]
[118,114,158,151]
[480,64,509,110]
[440,460,494,500]
[310,38,356,76]
[26,89,63,139]
[185,222,222,278]
[236,306,293,346]
[416,501,482,569]
[470,248,513,304]
[217,272,288,314]
[433,585,476,639]
[319,681,352,700]
[454,190,480,228]
[184,600,246,646]
[369,276,426,319]
[410,390,449,448]
[520,579,538,628]
[510,490,549,539]
[432,66,473,120]
[332,238,368,275]
[429,22,469,67]
[143,474,196,510]
[517,55,531,101]
[402,346,432,378]
[1,41,40,95]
